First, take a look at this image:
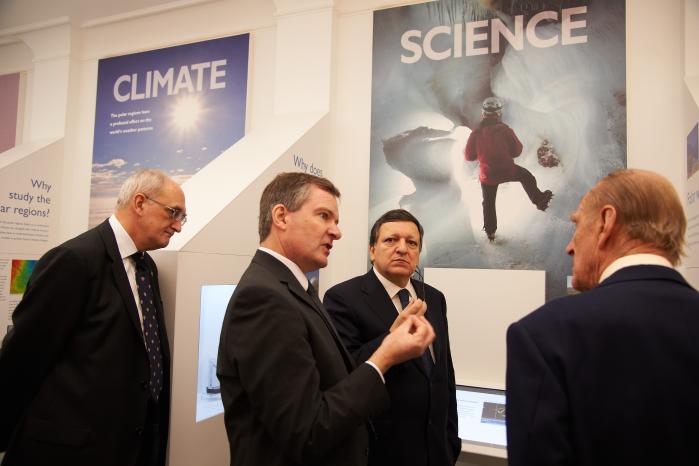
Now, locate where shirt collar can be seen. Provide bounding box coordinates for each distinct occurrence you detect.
[258,247,309,290]
[373,266,416,300]
[109,215,138,260]
[599,253,673,284]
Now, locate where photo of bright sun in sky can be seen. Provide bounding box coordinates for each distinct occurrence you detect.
[171,95,203,133]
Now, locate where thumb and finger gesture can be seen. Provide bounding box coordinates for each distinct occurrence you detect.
[390,298,427,332]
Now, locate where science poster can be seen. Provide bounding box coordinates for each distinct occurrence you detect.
[370,0,626,299]
[90,34,249,227]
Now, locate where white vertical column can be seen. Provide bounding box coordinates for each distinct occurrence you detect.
[17,21,72,141]
[16,21,85,241]
[685,0,699,103]
[273,0,335,115]
[626,1,684,186]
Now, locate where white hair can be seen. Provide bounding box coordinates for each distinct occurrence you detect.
[115,169,169,209]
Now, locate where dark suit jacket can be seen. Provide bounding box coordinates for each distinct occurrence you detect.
[506,265,699,466]
[0,220,170,466]
[324,270,460,466]
[216,250,389,466]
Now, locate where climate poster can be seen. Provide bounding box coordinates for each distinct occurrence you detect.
[369,0,626,300]
[90,34,249,227]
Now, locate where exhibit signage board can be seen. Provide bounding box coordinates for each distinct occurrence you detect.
[0,140,63,340]
[369,0,626,300]
[90,33,250,227]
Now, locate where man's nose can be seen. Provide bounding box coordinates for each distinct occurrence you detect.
[330,223,342,240]
[565,239,573,256]
[173,219,183,233]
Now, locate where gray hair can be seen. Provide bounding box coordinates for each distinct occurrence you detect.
[116,169,169,209]
[586,169,686,265]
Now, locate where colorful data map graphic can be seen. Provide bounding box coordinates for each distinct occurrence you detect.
[10,259,36,294]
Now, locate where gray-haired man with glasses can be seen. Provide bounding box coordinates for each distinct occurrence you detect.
[142,194,188,225]
[324,209,461,466]
[0,169,185,466]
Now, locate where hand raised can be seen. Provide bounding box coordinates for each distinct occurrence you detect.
[369,314,435,374]
[389,298,427,332]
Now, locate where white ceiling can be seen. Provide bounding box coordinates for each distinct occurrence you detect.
[0,0,425,32]
[0,0,209,30]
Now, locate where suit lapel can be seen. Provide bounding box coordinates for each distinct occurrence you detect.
[96,221,144,342]
[363,271,401,329]
[413,277,440,367]
[289,282,356,368]
[254,251,356,371]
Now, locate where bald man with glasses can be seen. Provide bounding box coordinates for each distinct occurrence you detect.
[0,169,186,466]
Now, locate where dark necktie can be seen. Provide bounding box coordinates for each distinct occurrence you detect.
[132,252,164,401]
[397,288,433,376]
[307,281,319,300]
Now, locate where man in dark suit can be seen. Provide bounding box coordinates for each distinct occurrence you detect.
[217,173,436,466]
[506,169,699,466]
[324,209,460,466]
[0,169,186,466]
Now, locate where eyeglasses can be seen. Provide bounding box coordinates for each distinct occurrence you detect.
[143,194,187,225]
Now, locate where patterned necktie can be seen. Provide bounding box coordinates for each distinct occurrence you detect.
[132,252,164,401]
[397,288,433,376]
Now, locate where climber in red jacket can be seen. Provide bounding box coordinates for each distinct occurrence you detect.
[465,97,553,241]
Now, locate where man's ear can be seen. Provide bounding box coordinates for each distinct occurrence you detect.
[597,205,617,249]
[270,204,288,231]
[133,193,147,216]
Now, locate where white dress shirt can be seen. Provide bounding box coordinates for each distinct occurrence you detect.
[108,215,145,334]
